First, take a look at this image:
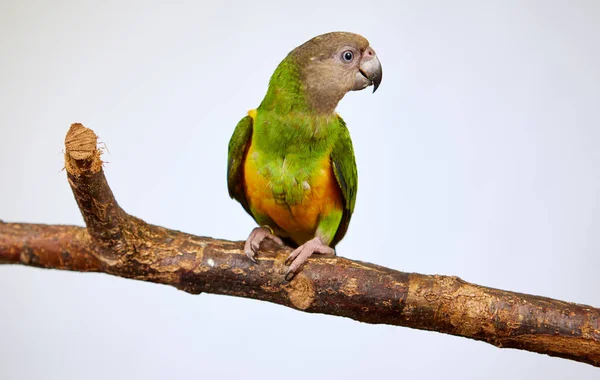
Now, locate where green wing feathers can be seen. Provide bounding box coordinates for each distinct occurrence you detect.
[330,116,358,247]
[227,115,254,217]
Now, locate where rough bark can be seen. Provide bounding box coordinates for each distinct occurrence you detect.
[1,123,599,367]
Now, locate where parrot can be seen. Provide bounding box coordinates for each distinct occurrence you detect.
[227,31,382,280]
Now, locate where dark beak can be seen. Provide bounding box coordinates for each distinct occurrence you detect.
[353,47,383,93]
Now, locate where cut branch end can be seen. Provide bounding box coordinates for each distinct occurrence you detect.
[64,123,103,174]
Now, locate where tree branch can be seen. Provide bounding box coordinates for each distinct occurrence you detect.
[1,124,599,367]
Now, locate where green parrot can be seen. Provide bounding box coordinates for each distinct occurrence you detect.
[227,32,382,280]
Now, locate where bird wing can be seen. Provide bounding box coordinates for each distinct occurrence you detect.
[227,115,254,218]
[330,115,358,247]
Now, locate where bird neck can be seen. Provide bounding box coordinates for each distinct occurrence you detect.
[258,58,339,115]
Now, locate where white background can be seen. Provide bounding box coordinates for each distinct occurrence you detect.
[1,1,599,379]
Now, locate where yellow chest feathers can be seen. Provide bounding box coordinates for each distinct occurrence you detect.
[243,142,343,243]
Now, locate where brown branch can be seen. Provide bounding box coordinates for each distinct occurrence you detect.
[1,124,599,367]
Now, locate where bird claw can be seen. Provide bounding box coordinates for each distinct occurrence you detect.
[245,250,258,263]
[284,237,335,280]
[244,226,284,262]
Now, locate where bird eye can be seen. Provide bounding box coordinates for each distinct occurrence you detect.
[342,50,354,63]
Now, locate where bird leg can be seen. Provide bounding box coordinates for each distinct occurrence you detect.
[285,237,335,280]
[244,226,284,263]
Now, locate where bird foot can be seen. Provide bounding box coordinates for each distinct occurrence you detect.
[244,226,284,263]
[284,237,335,281]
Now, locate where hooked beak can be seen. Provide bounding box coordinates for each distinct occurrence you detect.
[353,47,382,93]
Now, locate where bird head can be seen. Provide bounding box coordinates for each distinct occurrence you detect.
[266,32,383,114]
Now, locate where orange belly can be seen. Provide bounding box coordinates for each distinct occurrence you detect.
[243,143,344,244]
